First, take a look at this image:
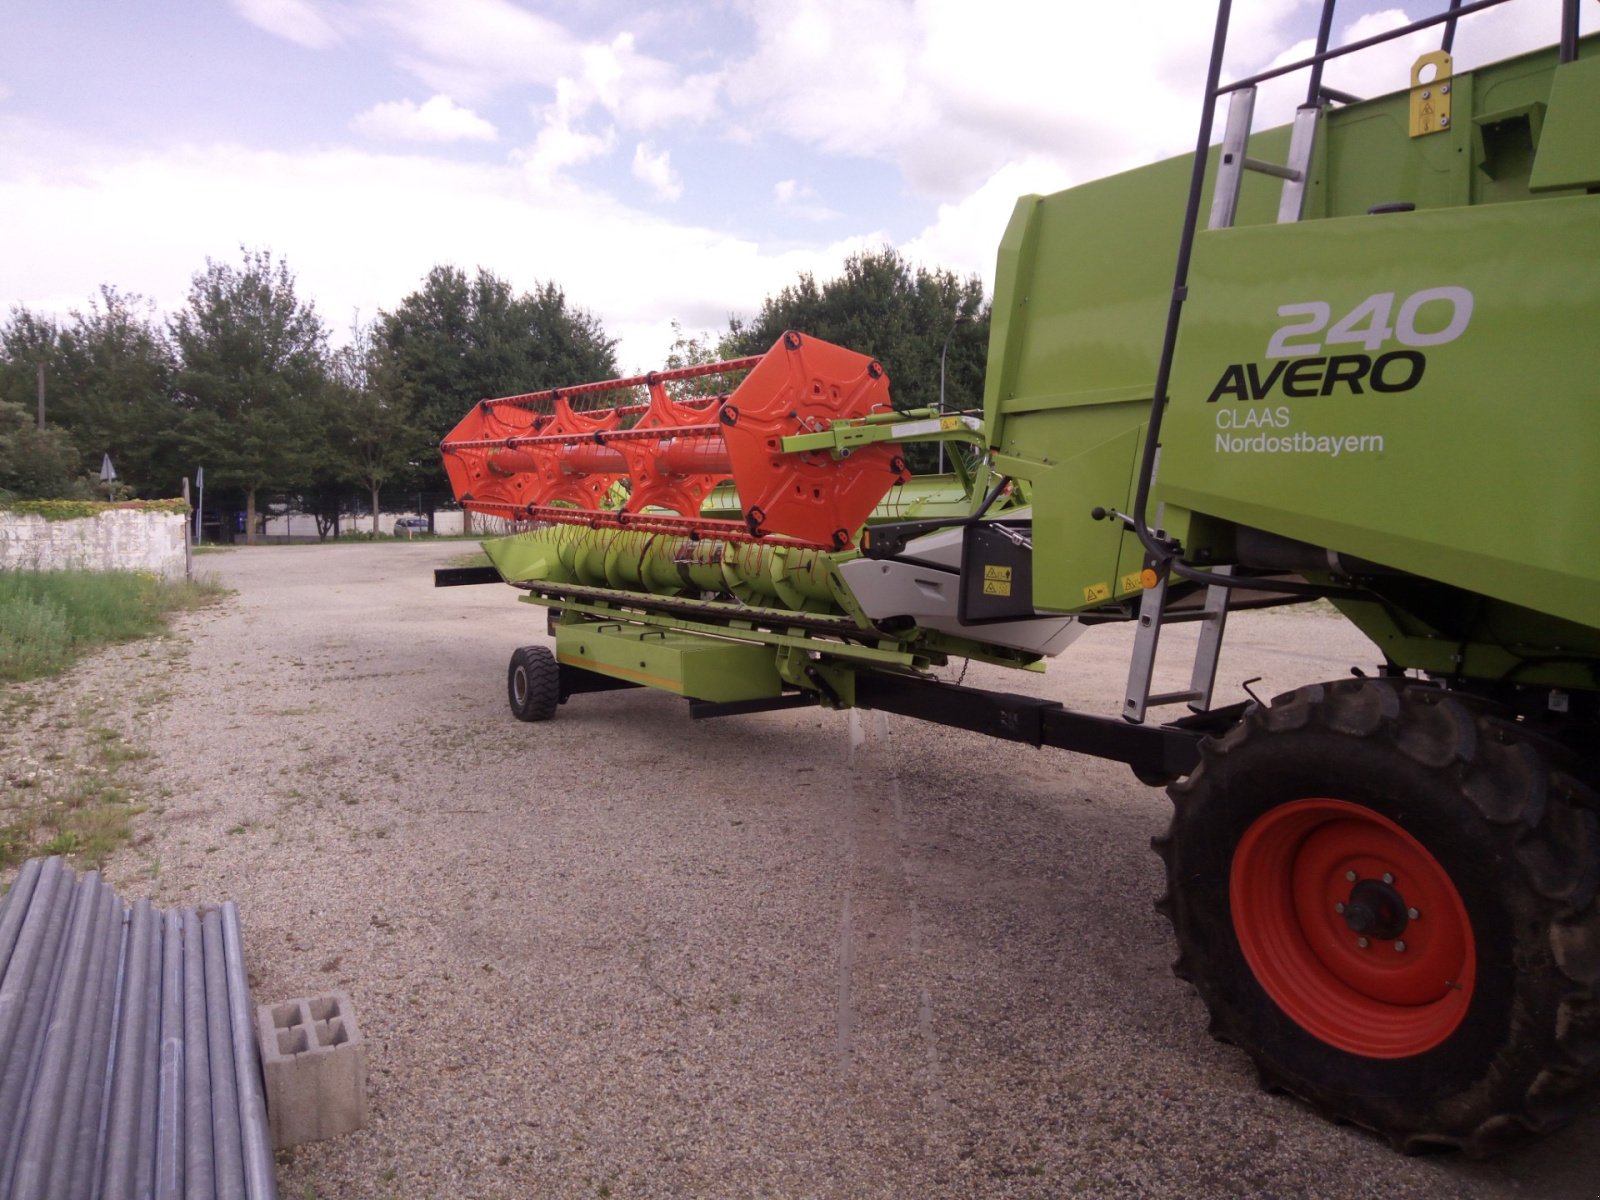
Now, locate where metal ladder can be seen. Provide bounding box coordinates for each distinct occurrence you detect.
[1122,86,1323,725]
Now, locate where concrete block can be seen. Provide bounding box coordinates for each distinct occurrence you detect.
[255,991,368,1148]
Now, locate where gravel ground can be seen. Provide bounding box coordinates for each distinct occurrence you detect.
[16,540,1600,1198]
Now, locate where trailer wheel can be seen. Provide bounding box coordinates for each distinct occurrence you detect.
[1154,679,1600,1156]
[508,645,560,722]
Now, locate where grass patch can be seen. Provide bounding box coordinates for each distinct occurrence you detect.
[0,769,146,874]
[447,547,492,569]
[0,570,226,683]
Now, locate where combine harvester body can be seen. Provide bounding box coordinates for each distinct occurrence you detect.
[440,1,1600,1157]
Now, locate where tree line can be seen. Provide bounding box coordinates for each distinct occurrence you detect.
[0,246,990,541]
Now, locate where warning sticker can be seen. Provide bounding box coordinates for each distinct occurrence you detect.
[983,565,1012,583]
[1120,571,1147,594]
[983,578,1011,596]
[1083,581,1111,604]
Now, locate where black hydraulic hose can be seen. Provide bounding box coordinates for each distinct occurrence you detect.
[972,474,1012,520]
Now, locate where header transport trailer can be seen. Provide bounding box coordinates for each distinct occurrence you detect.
[437,0,1600,1156]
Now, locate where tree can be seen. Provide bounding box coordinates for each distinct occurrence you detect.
[50,290,181,495]
[375,266,619,503]
[326,322,420,534]
[0,399,85,499]
[0,308,61,430]
[170,249,330,544]
[723,247,990,472]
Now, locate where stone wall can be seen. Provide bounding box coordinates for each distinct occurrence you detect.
[0,508,190,578]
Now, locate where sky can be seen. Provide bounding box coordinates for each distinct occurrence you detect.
[0,0,1584,374]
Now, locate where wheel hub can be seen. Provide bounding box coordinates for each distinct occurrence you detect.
[1342,878,1409,940]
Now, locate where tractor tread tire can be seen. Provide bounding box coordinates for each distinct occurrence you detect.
[1153,678,1600,1157]
[508,645,560,722]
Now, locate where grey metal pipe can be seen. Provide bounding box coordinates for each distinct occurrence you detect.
[221,904,277,1200]
[133,910,163,1200]
[182,909,214,1200]
[101,899,157,1200]
[201,910,245,1200]
[155,909,186,1200]
[0,858,66,1087]
[0,858,44,982]
[77,898,128,1200]
[55,886,121,1200]
[10,874,106,1199]
[40,881,105,1200]
[0,861,77,1193]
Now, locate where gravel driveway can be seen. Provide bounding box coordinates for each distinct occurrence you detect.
[61,542,1600,1197]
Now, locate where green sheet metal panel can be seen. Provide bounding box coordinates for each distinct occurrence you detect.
[1528,56,1600,191]
[555,623,783,703]
[1155,194,1600,628]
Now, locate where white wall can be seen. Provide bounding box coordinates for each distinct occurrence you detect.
[0,509,189,578]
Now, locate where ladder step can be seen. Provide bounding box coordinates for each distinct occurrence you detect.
[1242,156,1301,182]
[1147,689,1204,707]
[1160,608,1225,625]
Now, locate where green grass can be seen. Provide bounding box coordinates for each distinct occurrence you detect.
[0,569,226,683]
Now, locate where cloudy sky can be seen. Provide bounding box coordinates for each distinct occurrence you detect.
[0,1,1582,372]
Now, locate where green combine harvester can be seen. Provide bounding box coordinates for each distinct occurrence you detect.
[438,0,1600,1155]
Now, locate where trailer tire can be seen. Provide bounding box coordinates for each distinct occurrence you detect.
[508,645,560,722]
[1154,678,1600,1156]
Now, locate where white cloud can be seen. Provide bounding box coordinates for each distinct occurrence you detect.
[903,156,1075,288]
[578,34,720,130]
[0,119,888,372]
[517,82,616,190]
[368,4,720,132]
[772,179,839,223]
[229,0,341,49]
[631,142,683,201]
[378,0,580,103]
[725,0,1310,196]
[351,95,497,143]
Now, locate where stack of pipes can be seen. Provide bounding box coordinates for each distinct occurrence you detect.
[0,857,277,1200]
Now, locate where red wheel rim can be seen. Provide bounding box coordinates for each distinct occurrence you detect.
[1230,798,1475,1058]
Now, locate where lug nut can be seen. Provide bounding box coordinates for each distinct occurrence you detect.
[1334,902,1346,914]
[1357,937,1370,949]
[1395,941,1407,953]
[1382,873,1394,885]
[1407,907,1420,920]
[1346,871,1357,882]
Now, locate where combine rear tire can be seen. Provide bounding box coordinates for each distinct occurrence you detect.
[508,645,560,722]
[1154,679,1600,1155]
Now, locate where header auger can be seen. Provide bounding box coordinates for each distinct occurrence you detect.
[439,0,1600,1159]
